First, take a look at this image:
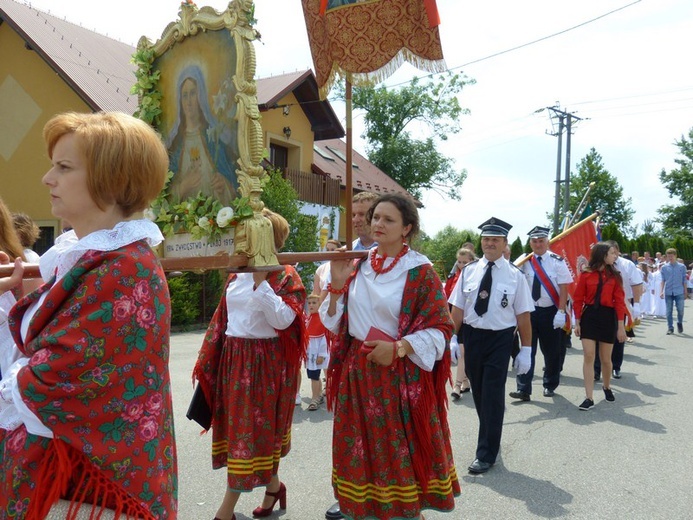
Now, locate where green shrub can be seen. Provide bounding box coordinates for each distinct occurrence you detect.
[167,272,202,326]
[167,270,227,328]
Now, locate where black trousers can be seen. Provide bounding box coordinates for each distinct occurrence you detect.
[462,325,515,464]
[516,306,564,394]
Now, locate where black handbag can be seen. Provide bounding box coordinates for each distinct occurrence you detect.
[186,384,212,430]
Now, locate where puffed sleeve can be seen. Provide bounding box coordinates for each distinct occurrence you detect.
[250,280,297,330]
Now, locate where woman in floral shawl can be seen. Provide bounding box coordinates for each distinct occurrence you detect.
[320,193,460,520]
[0,112,177,519]
[193,208,306,520]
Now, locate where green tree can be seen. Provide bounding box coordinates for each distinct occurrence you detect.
[419,225,479,279]
[599,222,628,249]
[342,73,473,200]
[261,169,319,287]
[564,148,634,233]
[658,127,693,236]
[510,237,524,261]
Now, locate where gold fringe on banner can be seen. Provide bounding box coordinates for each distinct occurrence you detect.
[302,0,446,99]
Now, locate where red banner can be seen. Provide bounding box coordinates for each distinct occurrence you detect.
[302,0,446,98]
[550,218,598,299]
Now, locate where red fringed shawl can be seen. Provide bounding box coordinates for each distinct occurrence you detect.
[192,267,307,425]
[326,260,453,491]
[0,242,177,519]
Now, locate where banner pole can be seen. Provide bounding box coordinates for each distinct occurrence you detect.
[345,76,353,250]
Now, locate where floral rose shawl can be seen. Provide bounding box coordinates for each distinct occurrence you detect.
[326,261,454,490]
[192,266,307,424]
[0,241,177,519]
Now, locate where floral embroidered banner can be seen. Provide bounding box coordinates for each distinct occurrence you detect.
[301,0,446,98]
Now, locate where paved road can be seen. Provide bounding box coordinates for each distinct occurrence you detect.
[171,303,692,519]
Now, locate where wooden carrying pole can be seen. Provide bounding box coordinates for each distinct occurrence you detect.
[345,76,353,250]
[513,211,600,268]
[0,250,368,280]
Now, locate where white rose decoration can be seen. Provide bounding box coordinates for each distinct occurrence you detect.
[216,206,234,228]
[198,216,212,230]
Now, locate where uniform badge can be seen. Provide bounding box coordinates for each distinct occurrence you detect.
[501,292,508,308]
[478,290,489,300]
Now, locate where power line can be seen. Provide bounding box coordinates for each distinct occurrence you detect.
[570,85,693,107]
[386,0,643,89]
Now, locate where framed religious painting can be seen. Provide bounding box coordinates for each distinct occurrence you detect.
[134,1,273,263]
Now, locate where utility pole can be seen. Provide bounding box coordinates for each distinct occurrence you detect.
[545,106,582,234]
[551,111,564,235]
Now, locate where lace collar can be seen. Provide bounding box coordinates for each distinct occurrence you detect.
[39,219,164,283]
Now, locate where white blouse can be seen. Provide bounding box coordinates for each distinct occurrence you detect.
[320,249,446,371]
[224,273,297,338]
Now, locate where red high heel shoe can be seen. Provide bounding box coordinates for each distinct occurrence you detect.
[252,482,286,518]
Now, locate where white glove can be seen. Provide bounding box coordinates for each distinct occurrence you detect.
[513,346,532,375]
[632,302,641,318]
[552,310,566,329]
[450,337,460,366]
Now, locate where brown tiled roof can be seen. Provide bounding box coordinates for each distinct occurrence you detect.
[0,0,137,113]
[313,138,419,205]
[257,70,344,141]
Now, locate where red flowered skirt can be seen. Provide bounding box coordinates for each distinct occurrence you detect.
[212,336,298,491]
[332,340,460,520]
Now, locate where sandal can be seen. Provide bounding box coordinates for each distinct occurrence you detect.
[307,399,320,411]
[451,382,462,401]
[460,378,471,393]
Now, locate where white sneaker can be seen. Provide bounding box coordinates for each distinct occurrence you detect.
[295,393,302,405]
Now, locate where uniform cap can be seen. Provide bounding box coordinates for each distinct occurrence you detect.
[478,217,512,237]
[527,225,550,239]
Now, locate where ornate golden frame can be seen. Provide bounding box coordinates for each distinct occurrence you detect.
[138,1,277,267]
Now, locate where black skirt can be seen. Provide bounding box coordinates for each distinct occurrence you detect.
[580,304,617,343]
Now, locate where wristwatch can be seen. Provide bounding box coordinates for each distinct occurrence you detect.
[395,340,407,358]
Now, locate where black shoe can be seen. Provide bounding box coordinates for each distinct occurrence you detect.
[603,387,615,402]
[325,502,343,520]
[509,391,531,401]
[667,328,674,335]
[543,388,555,397]
[612,369,621,379]
[678,323,683,333]
[594,373,601,381]
[578,398,594,411]
[468,458,493,474]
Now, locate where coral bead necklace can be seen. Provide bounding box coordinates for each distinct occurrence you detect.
[370,244,409,275]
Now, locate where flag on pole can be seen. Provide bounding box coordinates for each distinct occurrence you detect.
[550,217,598,299]
[301,0,446,98]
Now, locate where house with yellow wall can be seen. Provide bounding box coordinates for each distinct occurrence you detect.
[0,0,411,252]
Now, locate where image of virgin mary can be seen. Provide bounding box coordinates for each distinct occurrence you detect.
[166,65,238,205]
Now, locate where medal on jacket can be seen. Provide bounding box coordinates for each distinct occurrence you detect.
[501,292,509,308]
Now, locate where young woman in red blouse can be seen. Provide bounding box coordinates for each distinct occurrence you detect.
[573,242,627,410]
